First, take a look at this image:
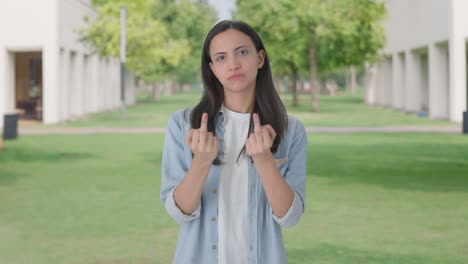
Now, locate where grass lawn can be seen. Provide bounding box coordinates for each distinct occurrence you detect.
[22,89,457,128]
[1,133,468,263]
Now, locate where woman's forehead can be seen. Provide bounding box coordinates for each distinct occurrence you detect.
[209,29,254,54]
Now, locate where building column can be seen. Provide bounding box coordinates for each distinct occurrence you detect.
[106,59,113,110]
[98,57,105,111]
[69,51,78,117]
[392,52,405,110]
[375,61,385,106]
[429,43,449,119]
[449,0,468,122]
[43,45,60,124]
[0,48,5,127]
[111,58,118,109]
[364,62,377,105]
[405,50,421,113]
[448,37,467,122]
[102,58,108,110]
[59,48,69,122]
[82,54,90,114]
[0,49,16,127]
[114,58,120,108]
[89,54,99,113]
[75,52,83,116]
[383,57,393,107]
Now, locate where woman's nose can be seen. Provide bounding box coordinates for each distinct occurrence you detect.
[228,57,240,71]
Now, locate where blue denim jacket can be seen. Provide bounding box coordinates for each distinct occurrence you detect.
[160,108,307,264]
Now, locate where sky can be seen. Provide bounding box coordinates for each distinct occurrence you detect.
[207,0,236,21]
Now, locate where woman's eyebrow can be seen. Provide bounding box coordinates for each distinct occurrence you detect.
[233,45,249,51]
[212,45,250,56]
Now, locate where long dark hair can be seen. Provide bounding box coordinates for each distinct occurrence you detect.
[191,20,288,164]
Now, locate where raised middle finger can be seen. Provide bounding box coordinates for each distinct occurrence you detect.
[253,114,264,145]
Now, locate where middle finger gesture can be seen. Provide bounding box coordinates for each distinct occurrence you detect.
[246,113,276,159]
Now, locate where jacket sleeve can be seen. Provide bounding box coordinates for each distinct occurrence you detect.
[160,111,201,224]
[272,119,307,228]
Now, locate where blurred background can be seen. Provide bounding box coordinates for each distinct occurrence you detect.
[0,0,467,263]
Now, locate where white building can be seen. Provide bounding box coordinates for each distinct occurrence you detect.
[0,0,135,127]
[366,0,468,122]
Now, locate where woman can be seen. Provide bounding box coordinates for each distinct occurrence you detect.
[161,20,307,264]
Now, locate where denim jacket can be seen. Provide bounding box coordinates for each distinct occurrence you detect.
[160,108,307,264]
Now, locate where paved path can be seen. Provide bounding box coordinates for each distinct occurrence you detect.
[18,125,462,135]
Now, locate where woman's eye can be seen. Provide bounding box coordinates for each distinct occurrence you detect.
[239,50,248,55]
[216,56,224,62]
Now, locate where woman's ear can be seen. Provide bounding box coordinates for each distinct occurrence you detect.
[209,62,217,77]
[257,50,265,69]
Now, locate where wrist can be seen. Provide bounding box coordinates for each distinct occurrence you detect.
[252,152,274,164]
[192,156,214,168]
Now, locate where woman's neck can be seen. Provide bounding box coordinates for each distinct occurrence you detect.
[223,90,255,113]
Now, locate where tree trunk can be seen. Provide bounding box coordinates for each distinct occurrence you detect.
[320,79,327,95]
[289,62,298,107]
[164,79,173,96]
[152,83,160,101]
[175,82,182,93]
[350,65,357,94]
[345,69,351,93]
[309,42,319,111]
[273,77,282,94]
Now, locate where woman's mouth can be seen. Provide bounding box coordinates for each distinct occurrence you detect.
[228,73,244,80]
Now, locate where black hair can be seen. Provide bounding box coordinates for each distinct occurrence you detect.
[191,20,288,164]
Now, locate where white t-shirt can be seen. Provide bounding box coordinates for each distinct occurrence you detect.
[218,106,250,264]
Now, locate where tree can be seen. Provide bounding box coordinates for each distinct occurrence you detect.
[236,0,308,106]
[236,0,386,111]
[81,0,206,87]
[154,0,217,85]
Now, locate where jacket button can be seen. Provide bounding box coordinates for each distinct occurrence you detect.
[211,217,216,222]
[212,188,217,194]
[212,245,217,250]
[219,138,224,143]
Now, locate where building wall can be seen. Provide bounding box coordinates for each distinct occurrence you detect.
[367,0,468,122]
[57,0,133,122]
[383,0,451,53]
[0,0,135,128]
[59,0,95,53]
[0,0,57,126]
[0,0,56,48]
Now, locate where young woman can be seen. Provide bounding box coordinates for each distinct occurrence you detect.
[161,20,307,264]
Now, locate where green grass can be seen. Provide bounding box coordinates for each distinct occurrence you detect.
[283,92,456,127]
[52,91,202,128]
[1,133,468,263]
[23,89,457,128]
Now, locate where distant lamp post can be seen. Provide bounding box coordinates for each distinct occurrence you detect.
[120,6,126,121]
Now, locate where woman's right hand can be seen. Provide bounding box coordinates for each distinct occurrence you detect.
[186,113,218,165]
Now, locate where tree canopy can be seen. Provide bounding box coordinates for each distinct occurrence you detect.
[81,0,216,83]
[236,0,386,110]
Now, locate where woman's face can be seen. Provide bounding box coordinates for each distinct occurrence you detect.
[209,29,265,96]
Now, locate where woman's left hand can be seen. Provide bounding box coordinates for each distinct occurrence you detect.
[246,113,276,159]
